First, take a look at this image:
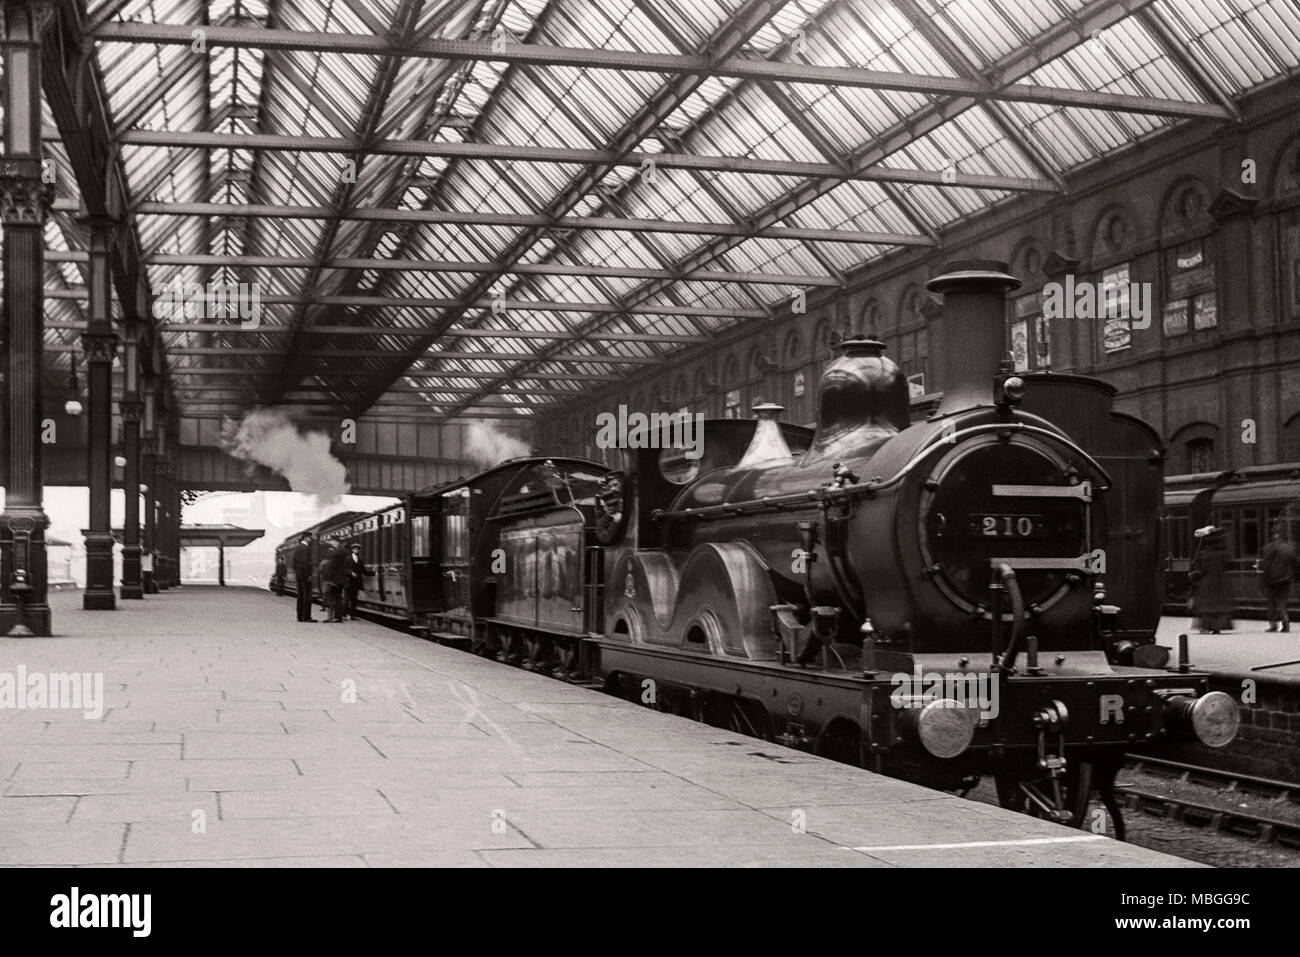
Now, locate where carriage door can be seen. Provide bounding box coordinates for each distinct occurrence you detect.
[439,488,471,612]
[409,510,435,611]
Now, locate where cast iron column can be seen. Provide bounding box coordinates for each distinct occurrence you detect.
[155,454,170,589]
[141,378,158,593]
[156,453,174,588]
[119,320,143,598]
[0,1,55,635]
[170,478,183,586]
[81,219,118,610]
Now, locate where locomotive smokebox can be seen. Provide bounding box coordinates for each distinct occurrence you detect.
[926,260,1021,415]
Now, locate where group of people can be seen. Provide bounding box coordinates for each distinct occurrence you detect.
[1189,520,1297,634]
[280,535,371,623]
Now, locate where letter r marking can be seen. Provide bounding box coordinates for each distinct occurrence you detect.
[1098,693,1124,725]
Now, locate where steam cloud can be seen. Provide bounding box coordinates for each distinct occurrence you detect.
[221,407,350,503]
[465,422,530,468]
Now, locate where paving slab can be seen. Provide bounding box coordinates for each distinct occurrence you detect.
[0,587,1196,867]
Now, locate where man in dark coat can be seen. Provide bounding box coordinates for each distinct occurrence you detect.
[292,534,315,622]
[1258,523,1296,632]
[340,542,370,621]
[317,545,348,623]
[1189,525,1232,634]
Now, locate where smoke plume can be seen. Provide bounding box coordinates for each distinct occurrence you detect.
[221,407,350,503]
[465,422,530,468]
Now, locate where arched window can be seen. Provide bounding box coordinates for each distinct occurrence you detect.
[1010,240,1050,371]
[1088,205,1141,358]
[895,285,930,396]
[858,299,885,339]
[673,374,690,415]
[721,354,741,419]
[1171,422,1219,475]
[1186,437,1215,474]
[1273,135,1300,319]
[1158,178,1217,339]
[784,328,803,362]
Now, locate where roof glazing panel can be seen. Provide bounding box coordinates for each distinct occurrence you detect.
[48,0,1294,420]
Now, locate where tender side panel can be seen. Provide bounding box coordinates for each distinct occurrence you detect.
[495,510,587,635]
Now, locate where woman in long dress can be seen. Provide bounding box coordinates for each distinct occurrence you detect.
[1189,525,1233,633]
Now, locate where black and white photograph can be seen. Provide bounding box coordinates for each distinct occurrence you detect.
[1,0,1298,932]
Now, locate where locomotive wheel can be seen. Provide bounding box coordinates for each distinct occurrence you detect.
[994,761,1093,829]
[816,720,863,767]
[726,699,772,741]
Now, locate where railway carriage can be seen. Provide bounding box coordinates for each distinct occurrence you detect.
[1163,463,1300,616]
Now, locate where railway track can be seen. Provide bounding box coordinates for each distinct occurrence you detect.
[1117,756,1300,849]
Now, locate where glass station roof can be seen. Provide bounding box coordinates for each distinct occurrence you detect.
[23,0,1300,421]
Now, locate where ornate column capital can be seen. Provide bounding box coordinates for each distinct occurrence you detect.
[80,330,119,362]
[0,158,54,226]
[120,398,145,422]
[140,434,158,457]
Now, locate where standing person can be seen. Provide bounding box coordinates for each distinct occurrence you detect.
[292,534,316,622]
[274,557,288,596]
[1257,521,1296,633]
[317,545,347,623]
[1189,525,1233,634]
[341,542,369,621]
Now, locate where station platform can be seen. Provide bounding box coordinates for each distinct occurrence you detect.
[1154,616,1300,679]
[0,587,1190,868]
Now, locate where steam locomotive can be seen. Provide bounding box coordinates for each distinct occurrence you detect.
[280,260,1239,837]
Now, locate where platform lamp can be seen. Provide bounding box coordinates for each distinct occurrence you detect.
[64,353,83,416]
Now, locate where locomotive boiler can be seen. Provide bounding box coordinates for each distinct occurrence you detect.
[595,260,1239,832]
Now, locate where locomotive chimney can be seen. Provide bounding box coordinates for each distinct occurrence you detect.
[737,402,793,469]
[925,260,1021,416]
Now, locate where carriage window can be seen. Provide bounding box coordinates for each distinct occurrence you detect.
[1166,513,1189,561]
[444,514,467,560]
[1240,508,1260,559]
[411,515,430,558]
[1266,506,1283,533]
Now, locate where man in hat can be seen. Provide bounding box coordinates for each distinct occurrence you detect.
[340,541,370,621]
[291,533,316,622]
[1257,521,1296,632]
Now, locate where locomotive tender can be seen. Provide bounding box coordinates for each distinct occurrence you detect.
[282,260,1239,836]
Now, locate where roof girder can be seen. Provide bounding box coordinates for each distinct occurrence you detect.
[94,19,1232,121]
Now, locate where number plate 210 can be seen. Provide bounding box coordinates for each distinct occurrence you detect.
[969,513,1048,538]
